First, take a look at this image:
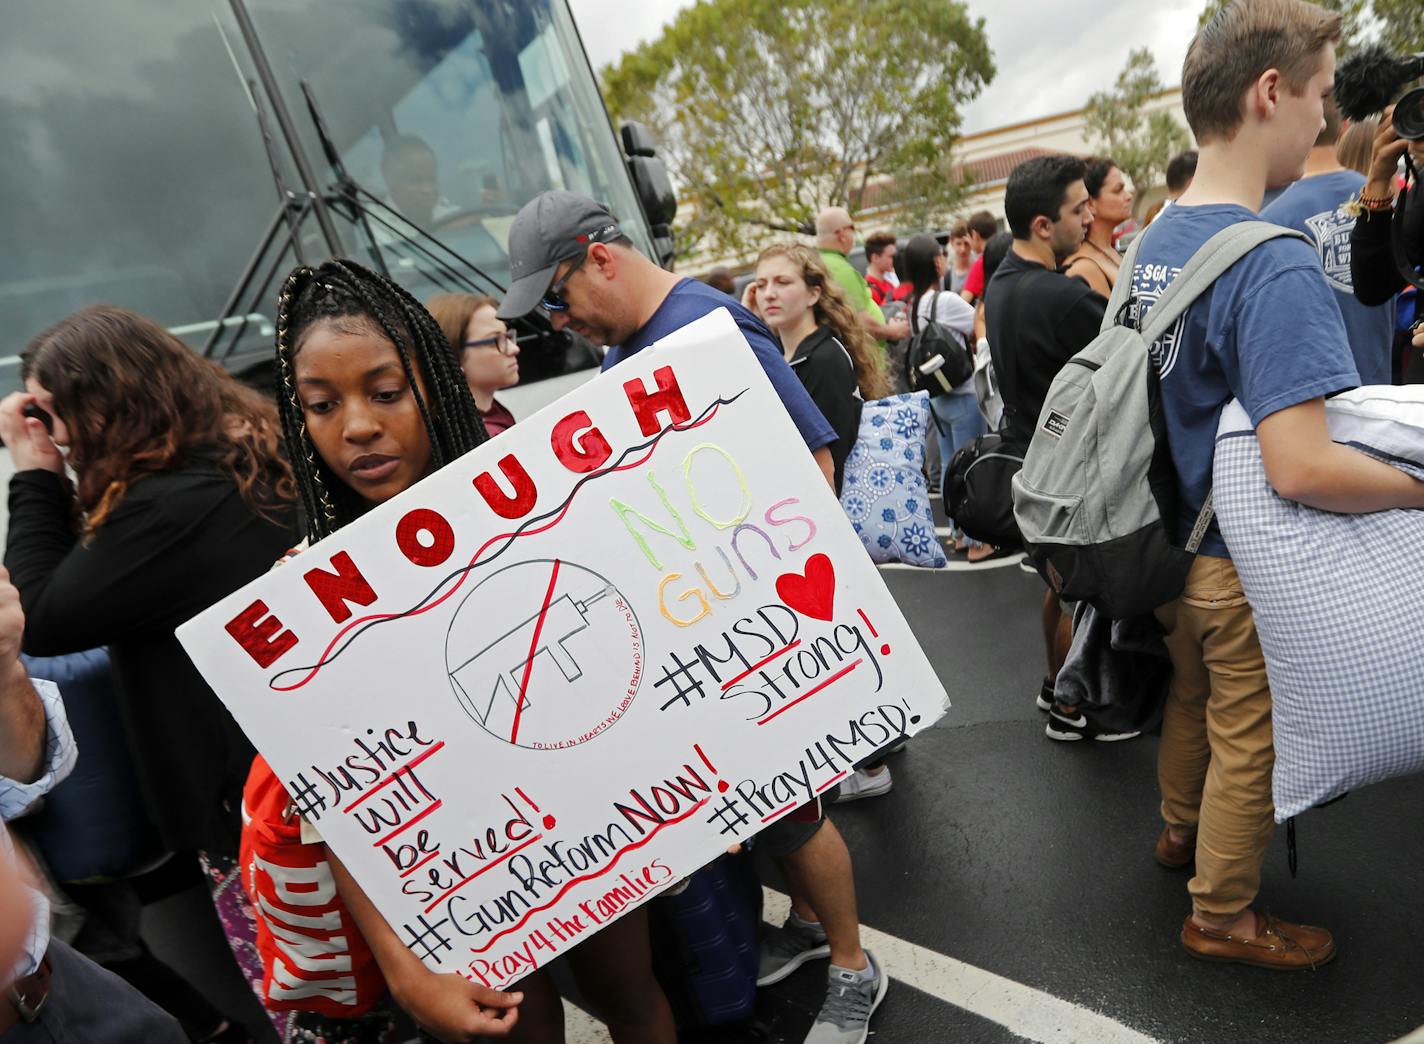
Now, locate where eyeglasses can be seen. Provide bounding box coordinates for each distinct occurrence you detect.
[463,330,516,355]
[541,251,589,312]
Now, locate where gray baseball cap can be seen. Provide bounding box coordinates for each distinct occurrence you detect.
[496,192,623,320]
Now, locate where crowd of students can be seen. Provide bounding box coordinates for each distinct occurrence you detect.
[0,0,1422,1042]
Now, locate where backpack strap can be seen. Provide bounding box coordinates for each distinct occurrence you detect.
[1100,231,1149,333]
[1126,220,1306,556]
[1137,221,1308,344]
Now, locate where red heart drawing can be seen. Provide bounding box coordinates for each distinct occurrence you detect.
[776,554,836,621]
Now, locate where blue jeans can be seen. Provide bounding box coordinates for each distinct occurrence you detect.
[930,392,986,547]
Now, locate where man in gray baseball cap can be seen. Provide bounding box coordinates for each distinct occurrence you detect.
[495,192,626,322]
[500,192,892,1044]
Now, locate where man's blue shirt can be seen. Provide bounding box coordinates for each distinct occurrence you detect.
[601,278,837,451]
[1129,203,1359,558]
[1262,170,1396,385]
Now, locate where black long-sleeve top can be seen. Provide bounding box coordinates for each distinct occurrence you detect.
[787,325,863,493]
[5,462,298,855]
[1350,193,1424,306]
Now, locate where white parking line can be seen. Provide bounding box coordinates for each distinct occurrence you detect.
[563,999,613,1043]
[564,892,1159,1044]
[764,889,1159,1044]
[878,552,1027,572]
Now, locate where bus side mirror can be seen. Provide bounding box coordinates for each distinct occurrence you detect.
[620,122,657,158]
[620,122,677,267]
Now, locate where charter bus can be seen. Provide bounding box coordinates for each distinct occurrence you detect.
[1,0,675,413]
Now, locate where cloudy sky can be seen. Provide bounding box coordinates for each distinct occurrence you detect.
[568,0,1204,135]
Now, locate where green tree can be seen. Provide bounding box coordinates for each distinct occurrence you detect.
[600,0,994,259]
[1082,49,1191,216]
[1359,0,1421,53]
[1198,0,1420,55]
[1197,0,1369,53]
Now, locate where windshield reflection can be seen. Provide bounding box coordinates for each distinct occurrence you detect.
[1,0,646,392]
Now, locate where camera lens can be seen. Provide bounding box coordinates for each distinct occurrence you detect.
[1394,86,1424,142]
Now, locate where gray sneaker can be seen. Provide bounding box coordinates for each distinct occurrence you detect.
[804,951,888,1044]
[757,916,831,986]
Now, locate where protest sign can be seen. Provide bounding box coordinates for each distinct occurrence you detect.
[178,308,950,992]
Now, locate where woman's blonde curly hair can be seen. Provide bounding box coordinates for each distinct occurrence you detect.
[755,243,890,401]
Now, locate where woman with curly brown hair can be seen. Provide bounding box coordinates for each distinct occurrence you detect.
[749,243,889,494]
[0,305,300,1044]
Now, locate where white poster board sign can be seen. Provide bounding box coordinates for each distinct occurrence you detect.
[179,309,949,990]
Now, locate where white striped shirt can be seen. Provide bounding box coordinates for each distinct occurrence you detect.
[0,678,77,981]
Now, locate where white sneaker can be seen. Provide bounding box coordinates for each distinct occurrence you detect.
[832,767,893,803]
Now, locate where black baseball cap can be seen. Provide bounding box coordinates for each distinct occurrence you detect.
[496,192,623,320]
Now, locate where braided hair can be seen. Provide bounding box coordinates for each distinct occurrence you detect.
[273,259,488,542]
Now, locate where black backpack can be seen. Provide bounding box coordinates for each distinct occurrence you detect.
[944,432,1023,548]
[904,291,974,396]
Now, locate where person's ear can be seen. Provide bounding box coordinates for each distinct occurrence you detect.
[589,242,617,280]
[1253,68,1282,118]
[1031,214,1053,241]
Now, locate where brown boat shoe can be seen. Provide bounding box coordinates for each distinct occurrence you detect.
[1155,825,1194,869]
[1180,912,1336,970]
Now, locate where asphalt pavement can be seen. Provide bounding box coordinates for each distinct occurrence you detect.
[143,525,1424,1044]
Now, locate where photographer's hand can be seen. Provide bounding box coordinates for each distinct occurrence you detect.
[1364,105,1409,203]
[0,394,64,475]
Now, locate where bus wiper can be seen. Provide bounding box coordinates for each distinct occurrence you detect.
[300,80,509,301]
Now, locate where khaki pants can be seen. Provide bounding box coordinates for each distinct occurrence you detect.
[1155,555,1275,924]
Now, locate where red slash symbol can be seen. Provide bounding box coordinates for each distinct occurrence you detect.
[510,559,562,744]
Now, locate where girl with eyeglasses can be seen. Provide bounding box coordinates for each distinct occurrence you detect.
[428,294,521,437]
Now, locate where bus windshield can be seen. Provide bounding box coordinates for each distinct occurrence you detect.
[0,0,647,390]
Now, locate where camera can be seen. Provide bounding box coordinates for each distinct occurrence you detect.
[1396,85,1424,142]
[1335,46,1424,139]
[21,402,53,435]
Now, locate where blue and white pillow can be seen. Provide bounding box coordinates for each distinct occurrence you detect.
[840,391,946,568]
[1215,388,1424,820]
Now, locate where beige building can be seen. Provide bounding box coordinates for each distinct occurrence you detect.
[943,86,1190,226]
[688,86,1191,275]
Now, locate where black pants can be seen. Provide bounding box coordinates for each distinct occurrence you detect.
[65,880,225,1041]
[0,939,186,1043]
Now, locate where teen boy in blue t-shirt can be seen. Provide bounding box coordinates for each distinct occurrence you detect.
[1129,0,1424,973]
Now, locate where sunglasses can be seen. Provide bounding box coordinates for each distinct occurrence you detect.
[463,330,516,355]
[542,222,622,312]
[542,251,588,312]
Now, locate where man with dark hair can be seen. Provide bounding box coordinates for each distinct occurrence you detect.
[1129,0,1422,970]
[701,267,737,296]
[499,191,889,1043]
[862,232,899,307]
[984,154,1140,742]
[1166,149,1199,198]
[958,210,1001,303]
[1262,96,1394,383]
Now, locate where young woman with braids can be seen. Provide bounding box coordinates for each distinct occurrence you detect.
[0,306,302,1044]
[247,258,676,1044]
[748,244,889,493]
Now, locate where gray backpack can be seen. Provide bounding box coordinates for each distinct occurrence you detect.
[1011,221,1306,619]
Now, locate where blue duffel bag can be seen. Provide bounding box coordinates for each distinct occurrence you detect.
[20,649,165,882]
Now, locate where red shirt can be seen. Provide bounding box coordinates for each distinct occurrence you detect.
[865,273,895,307]
[962,256,985,299]
[480,398,516,437]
